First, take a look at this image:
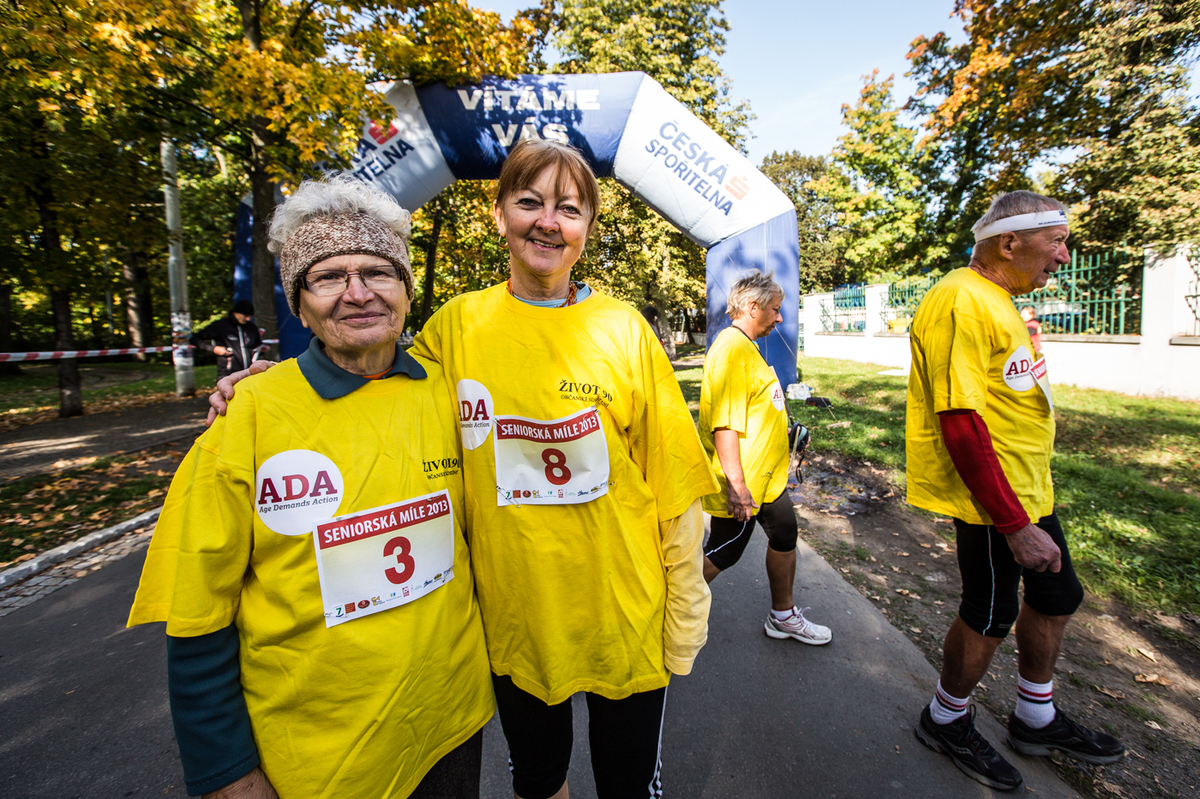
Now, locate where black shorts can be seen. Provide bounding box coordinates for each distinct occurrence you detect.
[705,490,798,572]
[955,511,1084,638]
[491,673,667,799]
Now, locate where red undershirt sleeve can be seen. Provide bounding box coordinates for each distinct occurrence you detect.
[938,409,1030,534]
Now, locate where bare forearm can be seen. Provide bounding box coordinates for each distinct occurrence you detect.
[714,428,746,487]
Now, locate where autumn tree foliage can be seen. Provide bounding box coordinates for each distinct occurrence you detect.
[758,152,850,293]
[1,0,541,415]
[909,0,1200,253]
[813,0,1200,282]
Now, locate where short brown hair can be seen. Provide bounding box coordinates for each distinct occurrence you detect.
[495,139,601,236]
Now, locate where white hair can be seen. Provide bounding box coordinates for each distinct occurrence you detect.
[972,190,1068,240]
[268,173,411,255]
[727,272,783,318]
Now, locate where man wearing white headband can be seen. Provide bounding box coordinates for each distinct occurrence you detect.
[906,191,1124,791]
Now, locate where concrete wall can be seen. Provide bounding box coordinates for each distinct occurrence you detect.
[801,249,1200,401]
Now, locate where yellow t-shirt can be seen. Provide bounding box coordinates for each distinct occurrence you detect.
[699,327,789,517]
[906,268,1055,525]
[411,284,717,704]
[127,358,493,799]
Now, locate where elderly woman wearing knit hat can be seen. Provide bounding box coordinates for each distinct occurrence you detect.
[128,175,494,799]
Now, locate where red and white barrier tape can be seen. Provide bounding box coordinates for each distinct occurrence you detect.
[0,340,279,363]
[0,346,179,363]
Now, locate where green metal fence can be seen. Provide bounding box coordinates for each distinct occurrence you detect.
[881,273,940,333]
[1013,250,1141,336]
[877,251,1140,336]
[822,283,867,332]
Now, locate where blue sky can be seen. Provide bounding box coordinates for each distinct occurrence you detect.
[478,0,966,164]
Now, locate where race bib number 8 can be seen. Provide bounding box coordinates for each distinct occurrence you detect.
[495,407,610,505]
[313,490,455,627]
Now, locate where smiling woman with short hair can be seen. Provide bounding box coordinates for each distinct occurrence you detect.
[411,138,717,799]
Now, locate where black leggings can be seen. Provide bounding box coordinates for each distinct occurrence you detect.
[408,727,483,799]
[491,673,667,799]
[704,490,798,571]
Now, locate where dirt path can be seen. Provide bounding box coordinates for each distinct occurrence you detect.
[793,451,1200,799]
[0,396,210,481]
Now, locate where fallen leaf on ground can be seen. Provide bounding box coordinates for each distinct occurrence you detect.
[1136,648,1158,662]
[919,543,931,548]
[1134,674,1170,686]
[1144,720,1163,731]
[1094,685,1125,700]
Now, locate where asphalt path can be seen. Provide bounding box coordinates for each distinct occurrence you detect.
[0,520,1082,798]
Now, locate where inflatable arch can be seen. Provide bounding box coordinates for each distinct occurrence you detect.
[235,72,800,386]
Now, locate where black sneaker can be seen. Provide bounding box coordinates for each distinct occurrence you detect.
[1008,708,1125,765]
[915,705,1024,791]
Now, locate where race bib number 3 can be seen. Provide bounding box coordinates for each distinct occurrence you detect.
[313,490,455,627]
[494,407,610,505]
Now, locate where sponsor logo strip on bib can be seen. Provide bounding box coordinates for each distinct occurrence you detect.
[313,490,455,627]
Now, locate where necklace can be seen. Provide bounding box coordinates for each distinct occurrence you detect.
[506,277,578,307]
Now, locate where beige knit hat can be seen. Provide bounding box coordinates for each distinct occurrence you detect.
[278,212,414,316]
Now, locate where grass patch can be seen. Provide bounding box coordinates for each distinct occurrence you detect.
[0,362,219,429]
[675,366,702,417]
[788,358,909,470]
[0,448,184,566]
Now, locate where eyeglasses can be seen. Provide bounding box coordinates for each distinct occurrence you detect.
[302,266,403,296]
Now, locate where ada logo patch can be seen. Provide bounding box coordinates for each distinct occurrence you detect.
[770,380,785,412]
[1003,346,1036,392]
[457,379,494,451]
[255,450,344,536]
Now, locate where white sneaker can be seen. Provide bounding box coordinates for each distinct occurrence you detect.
[764,606,832,645]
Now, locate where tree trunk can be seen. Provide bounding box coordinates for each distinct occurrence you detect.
[0,283,21,376]
[50,287,82,417]
[238,0,278,354]
[660,308,677,360]
[248,155,277,352]
[28,116,82,416]
[419,207,444,326]
[121,251,154,361]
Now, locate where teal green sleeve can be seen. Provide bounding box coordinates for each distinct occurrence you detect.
[167,626,259,796]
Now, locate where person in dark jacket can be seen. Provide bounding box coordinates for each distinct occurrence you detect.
[190,300,263,378]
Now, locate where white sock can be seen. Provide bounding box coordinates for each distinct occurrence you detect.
[929,679,970,725]
[1014,676,1055,729]
[770,606,795,621]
